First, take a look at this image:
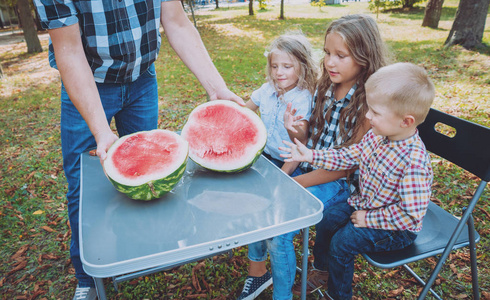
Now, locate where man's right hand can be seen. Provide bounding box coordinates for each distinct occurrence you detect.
[95,131,119,163]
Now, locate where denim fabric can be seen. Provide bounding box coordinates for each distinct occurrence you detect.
[262,152,284,168]
[316,201,417,300]
[247,167,351,300]
[61,65,158,287]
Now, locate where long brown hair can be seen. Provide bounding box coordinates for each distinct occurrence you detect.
[310,14,389,147]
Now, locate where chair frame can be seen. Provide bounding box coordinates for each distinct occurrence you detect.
[362,108,490,300]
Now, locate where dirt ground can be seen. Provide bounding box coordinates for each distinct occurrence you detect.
[0,30,60,99]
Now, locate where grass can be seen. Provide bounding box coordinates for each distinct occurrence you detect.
[1,1,489,299]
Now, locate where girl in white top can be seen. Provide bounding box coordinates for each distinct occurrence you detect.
[238,33,318,300]
[245,33,319,167]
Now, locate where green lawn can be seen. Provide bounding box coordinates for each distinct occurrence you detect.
[1,1,489,299]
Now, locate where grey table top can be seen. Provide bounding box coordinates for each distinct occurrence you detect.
[80,152,323,278]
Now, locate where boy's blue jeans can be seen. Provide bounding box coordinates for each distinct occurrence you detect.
[248,167,350,300]
[61,65,158,288]
[318,201,417,300]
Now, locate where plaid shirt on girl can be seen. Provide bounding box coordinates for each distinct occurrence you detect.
[34,0,172,83]
[311,130,433,233]
[300,84,357,173]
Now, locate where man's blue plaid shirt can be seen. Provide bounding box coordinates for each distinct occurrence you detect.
[34,0,173,83]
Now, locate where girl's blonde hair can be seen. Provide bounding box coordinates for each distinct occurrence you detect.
[266,32,319,96]
[310,14,389,147]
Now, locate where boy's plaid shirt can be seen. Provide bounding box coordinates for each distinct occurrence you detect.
[33,0,172,83]
[311,130,433,233]
[300,84,356,173]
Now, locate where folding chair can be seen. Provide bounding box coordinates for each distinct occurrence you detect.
[362,108,490,300]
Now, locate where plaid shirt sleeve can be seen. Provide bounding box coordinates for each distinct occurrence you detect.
[311,136,364,171]
[33,0,79,30]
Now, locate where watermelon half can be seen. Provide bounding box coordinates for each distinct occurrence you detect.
[103,129,189,200]
[181,100,267,172]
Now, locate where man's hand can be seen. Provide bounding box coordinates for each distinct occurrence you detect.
[350,210,367,228]
[279,138,313,163]
[283,102,304,133]
[209,87,245,106]
[95,131,119,163]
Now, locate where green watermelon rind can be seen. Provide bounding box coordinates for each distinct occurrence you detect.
[107,159,187,201]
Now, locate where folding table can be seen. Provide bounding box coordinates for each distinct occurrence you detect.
[80,152,324,299]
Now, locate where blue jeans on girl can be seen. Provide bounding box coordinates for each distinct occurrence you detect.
[248,167,350,300]
[318,201,417,299]
[61,65,158,288]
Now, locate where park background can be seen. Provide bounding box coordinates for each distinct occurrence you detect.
[0,0,489,299]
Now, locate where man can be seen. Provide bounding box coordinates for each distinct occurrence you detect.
[33,1,243,299]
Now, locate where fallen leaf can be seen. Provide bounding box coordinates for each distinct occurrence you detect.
[41,226,55,233]
[449,263,458,274]
[11,245,29,261]
[7,260,27,276]
[388,286,404,297]
[33,210,44,215]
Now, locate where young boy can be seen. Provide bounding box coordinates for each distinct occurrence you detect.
[280,62,436,300]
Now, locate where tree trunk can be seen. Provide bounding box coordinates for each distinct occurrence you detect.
[279,0,284,19]
[186,0,197,28]
[422,0,445,28]
[445,0,490,49]
[17,0,42,53]
[215,0,219,9]
[249,0,254,16]
[34,9,45,31]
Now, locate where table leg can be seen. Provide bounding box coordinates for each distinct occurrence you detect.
[94,277,107,300]
[301,227,309,300]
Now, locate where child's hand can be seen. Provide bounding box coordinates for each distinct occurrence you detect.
[350,210,367,228]
[279,138,313,163]
[284,102,304,133]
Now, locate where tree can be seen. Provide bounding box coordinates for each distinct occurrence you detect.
[184,0,197,27]
[422,0,445,28]
[17,0,42,53]
[445,0,490,49]
[401,0,423,8]
[249,0,254,16]
[215,0,219,9]
[279,0,284,19]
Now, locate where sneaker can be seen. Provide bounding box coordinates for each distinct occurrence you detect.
[292,269,329,296]
[73,285,97,300]
[236,271,273,300]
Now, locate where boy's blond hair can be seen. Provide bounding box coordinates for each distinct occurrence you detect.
[366,62,435,125]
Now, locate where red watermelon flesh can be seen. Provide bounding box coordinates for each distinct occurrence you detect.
[181,100,267,172]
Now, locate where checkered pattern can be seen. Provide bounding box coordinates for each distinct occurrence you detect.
[300,84,357,173]
[311,129,433,232]
[33,0,172,83]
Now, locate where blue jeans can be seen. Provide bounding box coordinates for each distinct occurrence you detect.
[61,65,158,287]
[317,201,417,300]
[247,167,350,300]
[262,152,284,168]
